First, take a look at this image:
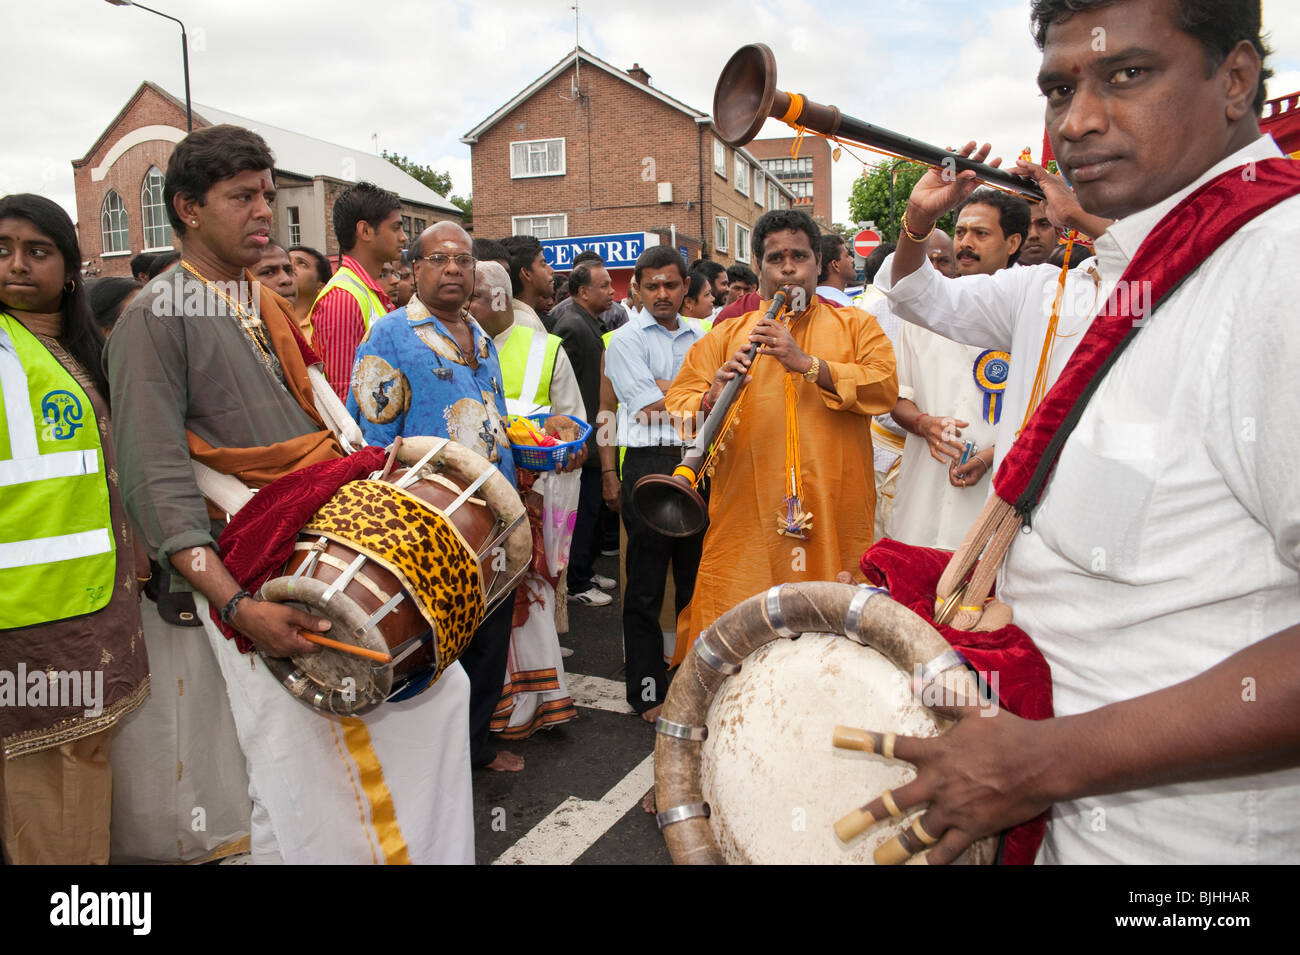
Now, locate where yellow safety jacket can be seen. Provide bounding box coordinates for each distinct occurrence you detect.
[312,262,388,329]
[498,325,560,417]
[0,313,115,629]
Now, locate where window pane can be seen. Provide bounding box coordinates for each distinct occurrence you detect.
[101,191,129,254]
[141,167,173,249]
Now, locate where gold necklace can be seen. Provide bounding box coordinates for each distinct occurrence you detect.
[180,260,277,372]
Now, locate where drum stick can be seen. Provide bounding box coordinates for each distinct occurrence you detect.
[298,630,393,663]
[833,805,877,843]
[832,725,876,752]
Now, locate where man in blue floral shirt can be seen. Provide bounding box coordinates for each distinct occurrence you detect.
[349,221,524,772]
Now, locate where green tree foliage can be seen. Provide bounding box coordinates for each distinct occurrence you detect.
[847,161,955,243]
[383,150,453,195]
[382,150,472,223]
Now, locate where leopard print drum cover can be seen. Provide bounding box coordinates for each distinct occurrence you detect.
[260,437,530,716]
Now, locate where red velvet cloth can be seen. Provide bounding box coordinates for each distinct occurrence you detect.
[861,539,1052,866]
[993,158,1300,509]
[285,313,323,368]
[210,446,388,652]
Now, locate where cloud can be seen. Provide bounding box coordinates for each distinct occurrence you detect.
[7,0,1299,234]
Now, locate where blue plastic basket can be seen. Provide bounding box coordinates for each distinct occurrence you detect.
[510,414,592,471]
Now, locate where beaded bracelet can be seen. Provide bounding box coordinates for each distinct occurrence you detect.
[219,589,252,625]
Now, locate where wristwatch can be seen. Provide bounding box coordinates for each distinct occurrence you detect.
[802,356,820,383]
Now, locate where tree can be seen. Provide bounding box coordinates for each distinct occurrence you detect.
[847,161,955,243]
[449,194,472,225]
[383,150,472,224]
[382,150,453,196]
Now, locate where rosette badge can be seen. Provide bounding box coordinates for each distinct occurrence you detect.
[973,350,1011,425]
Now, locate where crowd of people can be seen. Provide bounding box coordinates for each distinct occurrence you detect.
[1,0,1297,866]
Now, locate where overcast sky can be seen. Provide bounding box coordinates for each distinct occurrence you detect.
[6,0,1299,230]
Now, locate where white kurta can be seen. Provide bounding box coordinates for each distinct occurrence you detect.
[876,252,1099,470]
[855,285,908,474]
[887,322,998,550]
[893,134,1300,863]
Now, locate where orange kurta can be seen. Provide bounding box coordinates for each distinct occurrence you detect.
[664,301,897,663]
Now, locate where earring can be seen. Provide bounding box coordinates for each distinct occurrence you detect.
[64,279,76,293]
[191,219,198,226]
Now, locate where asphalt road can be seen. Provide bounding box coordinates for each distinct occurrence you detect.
[471,553,673,865]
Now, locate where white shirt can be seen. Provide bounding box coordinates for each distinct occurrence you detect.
[510,299,548,334]
[604,311,709,448]
[854,285,907,471]
[815,284,852,307]
[877,252,1100,470]
[888,322,998,549]
[901,134,1300,863]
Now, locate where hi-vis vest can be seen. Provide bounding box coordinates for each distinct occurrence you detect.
[313,262,387,329]
[499,325,561,417]
[0,314,115,629]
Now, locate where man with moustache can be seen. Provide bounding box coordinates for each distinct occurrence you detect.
[690,260,730,319]
[1018,204,1060,266]
[350,221,522,773]
[856,0,1300,866]
[109,125,473,862]
[288,244,330,341]
[815,233,857,306]
[253,242,296,303]
[886,188,1026,549]
[605,247,709,719]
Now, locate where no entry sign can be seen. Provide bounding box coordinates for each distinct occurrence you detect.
[853,229,882,256]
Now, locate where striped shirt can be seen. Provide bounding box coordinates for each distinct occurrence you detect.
[308,254,394,399]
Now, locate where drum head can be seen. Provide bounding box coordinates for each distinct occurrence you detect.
[286,597,394,702]
[702,634,945,865]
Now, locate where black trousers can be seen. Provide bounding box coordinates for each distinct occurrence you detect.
[459,587,517,768]
[568,466,604,593]
[620,448,706,712]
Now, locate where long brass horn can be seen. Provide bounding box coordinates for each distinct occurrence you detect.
[713,43,1045,202]
[631,289,791,538]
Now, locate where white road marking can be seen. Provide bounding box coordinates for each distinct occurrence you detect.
[492,753,654,865]
[565,672,634,714]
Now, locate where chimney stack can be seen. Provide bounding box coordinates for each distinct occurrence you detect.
[628,63,651,86]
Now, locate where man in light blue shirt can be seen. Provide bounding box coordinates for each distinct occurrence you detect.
[604,247,709,720]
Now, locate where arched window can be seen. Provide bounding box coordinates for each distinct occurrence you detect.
[101,190,129,254]
[141,166,172,250]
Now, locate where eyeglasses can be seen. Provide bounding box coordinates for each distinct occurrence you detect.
[418,253,475,269]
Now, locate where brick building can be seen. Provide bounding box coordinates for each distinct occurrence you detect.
[461,48,795,297]
[746,136,833,228]
[72,82,461,278]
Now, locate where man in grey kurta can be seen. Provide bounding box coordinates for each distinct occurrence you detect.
[106,264,322,562]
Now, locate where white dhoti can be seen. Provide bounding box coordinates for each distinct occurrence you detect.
[111,605,252,864]
[196,595,475,865]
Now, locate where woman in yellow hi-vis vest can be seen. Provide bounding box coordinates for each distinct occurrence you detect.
[0,194,149,864]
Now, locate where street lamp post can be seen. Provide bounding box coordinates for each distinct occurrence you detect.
[105,0,191,132]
